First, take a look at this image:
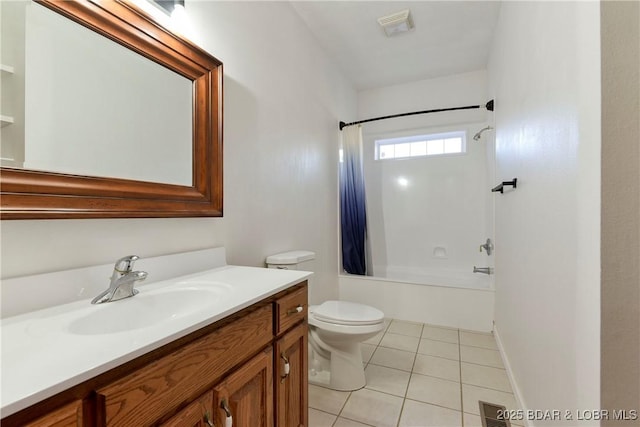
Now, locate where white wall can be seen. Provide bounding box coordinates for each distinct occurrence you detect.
[488,2,601,423]
[358,71,494,277]
[0,2,357,307]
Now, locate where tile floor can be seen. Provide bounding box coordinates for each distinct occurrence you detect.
[308,319,523,427]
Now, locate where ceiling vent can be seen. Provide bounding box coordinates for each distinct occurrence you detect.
[377,9,414,37]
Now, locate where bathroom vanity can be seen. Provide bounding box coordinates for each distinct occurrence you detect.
[1,252,310,427]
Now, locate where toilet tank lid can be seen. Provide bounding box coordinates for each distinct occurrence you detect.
[266,250,315,265]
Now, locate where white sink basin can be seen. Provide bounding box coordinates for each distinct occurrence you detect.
[68,286,225,335]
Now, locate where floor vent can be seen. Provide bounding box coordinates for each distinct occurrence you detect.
[479,401,512,427]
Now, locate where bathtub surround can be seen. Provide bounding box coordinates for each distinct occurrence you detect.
[488,1,601,423]
[339,70,495,332]
[358,70,493,278]
[339,274,494,332]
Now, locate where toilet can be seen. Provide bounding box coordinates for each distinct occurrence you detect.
[266,251,385,391]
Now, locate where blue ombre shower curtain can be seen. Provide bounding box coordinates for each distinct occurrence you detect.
[340,125,367,275]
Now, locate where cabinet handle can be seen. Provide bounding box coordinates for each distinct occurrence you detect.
[203,411,214,427]
[280,353,290,383]
[220,399,233,427]
[286,305,303,315]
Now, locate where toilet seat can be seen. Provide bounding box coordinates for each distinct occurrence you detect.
[312,300,384,326]
[307,300,385,391]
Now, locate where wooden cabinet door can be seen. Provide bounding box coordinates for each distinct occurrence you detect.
[275,322,308,427]
[212,347,273,427]
[160,391,213,427]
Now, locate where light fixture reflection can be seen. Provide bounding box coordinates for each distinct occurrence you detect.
[170,3,188,29]
[140,0,195,40]
[397,177,409,187]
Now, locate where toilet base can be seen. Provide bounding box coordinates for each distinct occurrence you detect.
[308,366,366,391]
[308,368,331,388]
[308,338,367,391]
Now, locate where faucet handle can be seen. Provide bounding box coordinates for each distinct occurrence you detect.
[114,255,139,274]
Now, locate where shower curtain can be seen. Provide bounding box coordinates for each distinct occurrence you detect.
[340,125,367,275]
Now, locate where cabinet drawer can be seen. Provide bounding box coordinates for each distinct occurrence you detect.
[24,400,82,427]
[96,304,273,426]
[274,284,307,336]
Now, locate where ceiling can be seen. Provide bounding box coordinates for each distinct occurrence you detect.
[290,1,501,91]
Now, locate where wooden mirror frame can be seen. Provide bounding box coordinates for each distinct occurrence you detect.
[0,0,223,219]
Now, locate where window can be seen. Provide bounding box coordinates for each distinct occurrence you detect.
[375,131,466,160]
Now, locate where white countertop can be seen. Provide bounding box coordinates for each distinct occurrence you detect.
[0,265,311,417]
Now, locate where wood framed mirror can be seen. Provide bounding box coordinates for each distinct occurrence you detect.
[0,0,223,219]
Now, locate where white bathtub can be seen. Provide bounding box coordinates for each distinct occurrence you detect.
[338,267,495,332]
[374,265,493,290]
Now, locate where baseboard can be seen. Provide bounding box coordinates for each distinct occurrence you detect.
[493,324,533,427]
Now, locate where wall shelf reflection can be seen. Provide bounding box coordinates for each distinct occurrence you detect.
[0,115,15,127]
[0,63,15,73]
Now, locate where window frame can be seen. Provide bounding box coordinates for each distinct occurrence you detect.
[374,130,467,161]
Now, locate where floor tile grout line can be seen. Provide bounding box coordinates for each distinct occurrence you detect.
[401,396,466,415]
[459,381,514,394]
[459,343,500,351]
[415,343,504,365]
[415,349,461,363]
[309,407,340,426]
[330,387,352,427]
[394,339,416,427]
[459,342,501,351]
[408,370,462,385]
[377,344,420,353]
[367,361,413,373]
[385,331,423,338]
[335,414,378,427]
[395,378,411,427]
[419,336,460,346]
[460,359,507,371]
[363,382,414,400]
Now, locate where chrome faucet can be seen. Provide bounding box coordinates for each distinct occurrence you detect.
[479,238,494,256]
[473,266,494,275]
[91,255,148,304]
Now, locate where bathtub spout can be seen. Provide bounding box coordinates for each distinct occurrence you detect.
[473,266,493,275]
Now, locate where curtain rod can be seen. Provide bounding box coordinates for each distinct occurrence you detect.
[339,99,494,131]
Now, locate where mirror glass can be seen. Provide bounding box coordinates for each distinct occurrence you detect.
[1,1,193,186]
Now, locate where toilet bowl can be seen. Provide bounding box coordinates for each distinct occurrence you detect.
[265,250,386,391]
[308,300,385,391]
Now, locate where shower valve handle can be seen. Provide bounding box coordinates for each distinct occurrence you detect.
[479,238,493,256]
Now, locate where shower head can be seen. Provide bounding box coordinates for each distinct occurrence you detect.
[473,126,493,141]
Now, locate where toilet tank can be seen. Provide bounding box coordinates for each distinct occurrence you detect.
[266,250,315,271]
